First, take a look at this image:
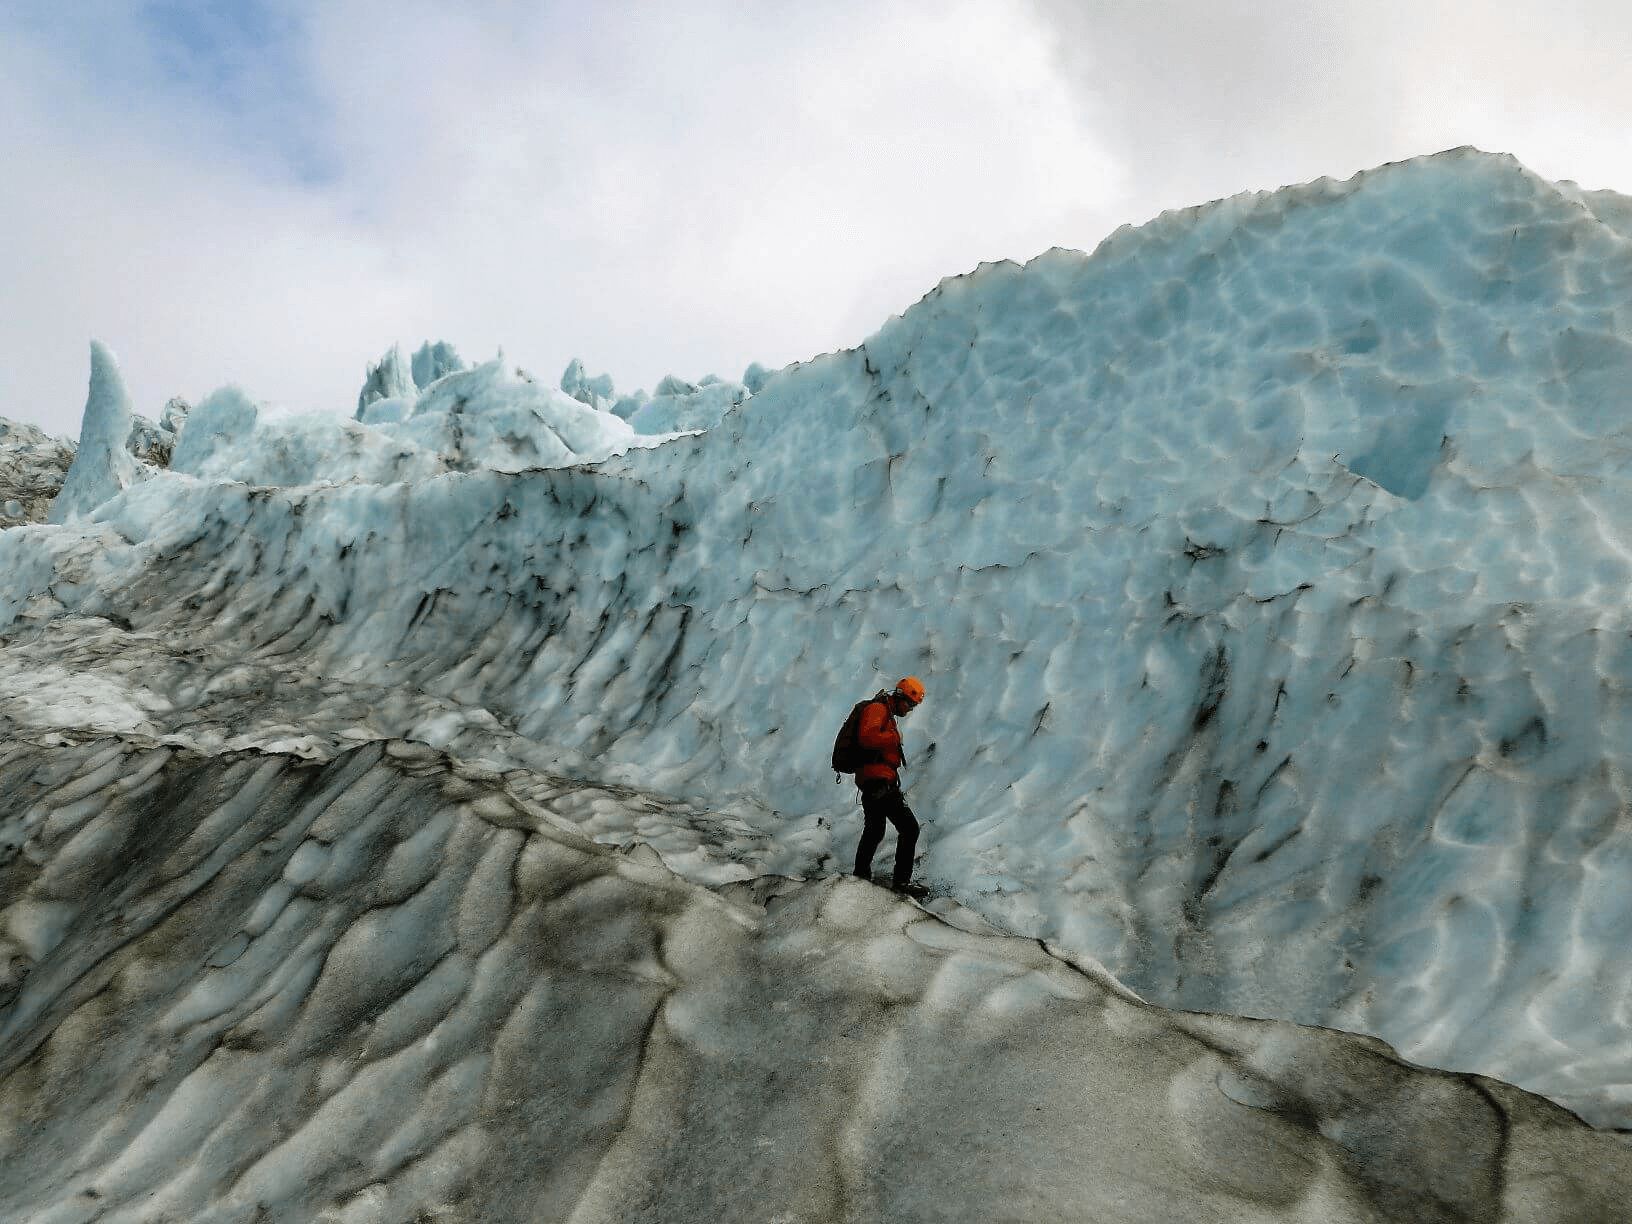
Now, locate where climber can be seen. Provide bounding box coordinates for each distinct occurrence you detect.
[841,676,928,898]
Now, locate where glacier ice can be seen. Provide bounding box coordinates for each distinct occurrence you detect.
[355,342,417,418]
[627,372,749,434]
[46,340,139,525]
[168,385,266,478]
[742,360,773,394]
[559,356,616,408]
[410,338,465,390]
[555,364,759,434]
[163,356,673,488]
[158,394,191,435]
[124,408,178,468]
[5,146,1632,1218]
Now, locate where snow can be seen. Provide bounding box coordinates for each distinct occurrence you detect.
[4,146,1632,1219]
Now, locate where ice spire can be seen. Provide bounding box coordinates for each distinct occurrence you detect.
[47,340,138,524]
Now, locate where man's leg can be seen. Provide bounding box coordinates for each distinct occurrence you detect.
[853,783,887,879]
[884,788,920,888]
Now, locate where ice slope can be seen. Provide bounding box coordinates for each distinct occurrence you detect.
[4,147,1632,1138]
[1,733,1628,1223]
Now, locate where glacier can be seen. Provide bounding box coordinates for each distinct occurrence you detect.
[4,146,1632,1220]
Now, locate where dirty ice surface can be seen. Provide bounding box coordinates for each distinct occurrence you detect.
[5,147,1632,1218]
[5,737,1628,1223]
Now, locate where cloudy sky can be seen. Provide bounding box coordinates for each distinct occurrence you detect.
[5,0,1631,438]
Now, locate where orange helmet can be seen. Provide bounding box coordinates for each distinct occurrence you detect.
[895,676,925,706]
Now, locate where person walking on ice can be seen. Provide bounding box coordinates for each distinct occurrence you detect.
[833,676,929,898]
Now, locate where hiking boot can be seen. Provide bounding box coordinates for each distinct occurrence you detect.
[891,881,930,899]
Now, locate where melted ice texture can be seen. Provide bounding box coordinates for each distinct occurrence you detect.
[6,148,1632,1218]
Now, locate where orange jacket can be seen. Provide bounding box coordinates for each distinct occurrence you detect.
[855,693,904,784]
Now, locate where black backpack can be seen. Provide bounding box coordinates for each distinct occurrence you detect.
[832,694,889,777]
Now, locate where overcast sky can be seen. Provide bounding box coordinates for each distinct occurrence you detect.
[5,0,1631,438]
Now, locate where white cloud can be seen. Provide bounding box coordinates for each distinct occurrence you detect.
[1030,0,1632,211]
[295,0,1123,388]
[0,6,418,435]
[1381,1,1632,190]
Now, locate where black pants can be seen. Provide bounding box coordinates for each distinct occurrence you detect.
[853,779,919,887]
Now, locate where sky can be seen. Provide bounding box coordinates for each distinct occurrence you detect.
[4,0,1632,439]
